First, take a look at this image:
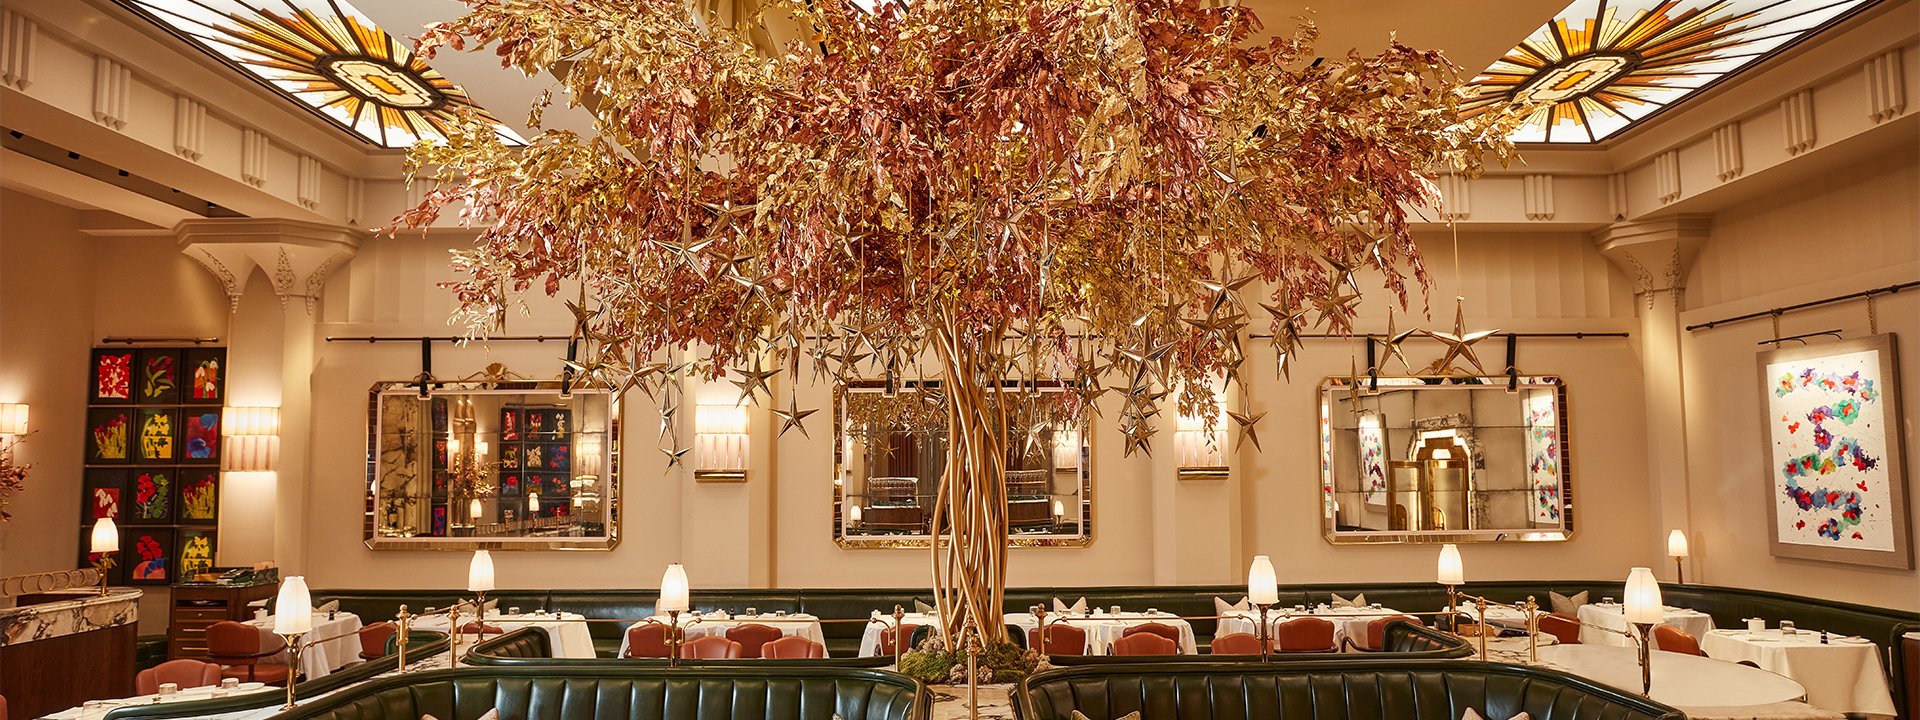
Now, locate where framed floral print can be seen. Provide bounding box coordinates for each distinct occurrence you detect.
[182,410,220,463]
[82,469,126,524]
[176,467,219,523]
[87,408,132,464]
[178,529,216,578]
[136,349,182,405]
[127,468,173,524]
[1760,334,1911,569]
[183,348,225,405]
[91,349,134,403]
[124,528,174,585]
[137,408,178,462]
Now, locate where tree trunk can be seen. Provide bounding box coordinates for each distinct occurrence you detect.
[927,315,1010,647]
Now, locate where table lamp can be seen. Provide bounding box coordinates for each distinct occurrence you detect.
[1437,544,1463,631]
[1623,567,1663,696]
[1248,555,1278,660]
[660,563,691,665]
[274,576,312,709]
[467,550,495,636]
[1666,530,1689,583]
[90,517,118,595]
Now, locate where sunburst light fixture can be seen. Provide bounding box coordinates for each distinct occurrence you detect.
[116,0,523,148]
[1464,0,1879,143]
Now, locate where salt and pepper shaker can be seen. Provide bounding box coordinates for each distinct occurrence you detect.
[1820,630,1829,644]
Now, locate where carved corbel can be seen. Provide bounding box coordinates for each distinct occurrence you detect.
[176,219,362,314]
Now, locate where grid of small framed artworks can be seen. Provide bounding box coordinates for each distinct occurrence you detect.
[496,405,574,523]
[80,347,225,585]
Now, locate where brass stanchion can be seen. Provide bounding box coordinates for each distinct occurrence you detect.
[394,605,413,672]
[666,610,684,667]
[278,632,306,710]
[1254,603,1272,662]
[892,605,907,665]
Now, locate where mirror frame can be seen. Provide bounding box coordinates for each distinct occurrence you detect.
[363,380,623,551]
[832,379,1094,549]
[1320,375,1573,545]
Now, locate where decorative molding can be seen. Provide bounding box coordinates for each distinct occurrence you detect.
[1653,150,1681,205]
[1437,174,1470,220]
[1781,89,1816,155]
[1712,122,1742,182]
[1523,174,1554,221]
[1591,215,1711,303]
[1607,173,1628,221]
[92,56,130,131]
[1866,48,1906,124]
[297,155,321,211]
[241,129,268,188]
[173,96,206,162]
[176,219,363,315]
[186,247,244,312]
[345,177,365,226]
[1,8,36,91]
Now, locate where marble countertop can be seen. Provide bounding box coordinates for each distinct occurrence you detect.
[0,587,141,646]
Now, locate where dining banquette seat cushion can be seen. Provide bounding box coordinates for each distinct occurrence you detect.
[1013,661,1683,720]
[264,666,926,720]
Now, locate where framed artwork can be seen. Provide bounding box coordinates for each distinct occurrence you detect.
[183,348,225,404]
[83,469,126,521]
[91,349,135,403]
[176,467,219,523]
[501,408,521,442]
[499,473,522,496]
[136,349,182,405]
[137,408,178,462]
[1358,412,1388,507]
[124,528,174,585]
[182,410,221,462]
[87,408,132,464]
[499,445,520,468]
[128,468,174,524]
[430,506,448,536]
[547,444,570,471]
[1524,391,1562,524]
[178,529,217,578]
[1760,334,1911,569]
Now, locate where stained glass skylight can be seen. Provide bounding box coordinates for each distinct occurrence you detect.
[116,0,523,148]
[1463,0,1879,143]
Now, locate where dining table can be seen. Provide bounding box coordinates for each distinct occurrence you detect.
[625,611,831,657]
[859,611,935,656]
[42,682,272,719]
[1532,644,1821,719]
[243,611,363,679]
[1700,627,1897,717]
[412,609,598,659]
[1006,610,1199,655]
[1217,605,1408,651]
[1575,602,1715,646]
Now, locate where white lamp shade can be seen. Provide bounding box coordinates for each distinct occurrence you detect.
[528,493,540,512]
[274,577,313,634]
[89,517,118,553]
[1247,555,1279,605]
[467,550,495,592]
[847,504,862,525]
[1437,544,1464,585]
[469,498,484,519]
[1623,567,1664,624]
[221,407,280,436]
[659,563,691,613]
[1667,529,1690,558]
[1052,500,1065,518]
[0,403,28,435]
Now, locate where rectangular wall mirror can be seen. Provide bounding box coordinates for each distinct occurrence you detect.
[834,380,1092,548]
[1321,375,1571,544]
[366,380,621,550]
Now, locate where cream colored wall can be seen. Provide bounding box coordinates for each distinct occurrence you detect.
[1679,150,1920,610]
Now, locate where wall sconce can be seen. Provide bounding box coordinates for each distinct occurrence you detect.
[1667,529,1690,583]
[694,403,748,482]
[1174,407,1227,480]
[0,403,28,438]
[1051,429,1080,469]
[221,406,281,473]
[846,503,863,529]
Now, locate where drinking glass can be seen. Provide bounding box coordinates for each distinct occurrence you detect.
[158,683,179,696]
[508,606,521,616]
[1780,620,1797,635]
[1110,605,1122,615]
[221,678,240,689]
[746,607,759,616]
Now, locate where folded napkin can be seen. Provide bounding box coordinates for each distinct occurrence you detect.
[1053,596,1088,615]
[1331,592,1366,609]
[914,599,935,614]
[1548,590,1587,616]
[1213,596,1250,616]
[316,600,340,614]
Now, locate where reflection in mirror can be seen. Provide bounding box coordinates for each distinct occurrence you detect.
[367,381,620,550]
[834,380,1091,548]
[1322,376,1570,544]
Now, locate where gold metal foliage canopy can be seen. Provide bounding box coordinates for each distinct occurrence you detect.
[399,0,1522,645]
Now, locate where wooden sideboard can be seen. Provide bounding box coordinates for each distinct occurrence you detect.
[168,582,276,659]
[0,588,140,719]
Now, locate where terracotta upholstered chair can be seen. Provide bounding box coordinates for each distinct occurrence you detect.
[725,623,785,659]
[1110,631,1177,656]
[1652,625,1704,656]
[0,693,8,720]
[206,620,292,684]
[1121,622,1181,645]
[135,659,222,695]
[681,635,744,659]
[877,623,922,656]
[1273,617,1337,653]
[1027,622,1088,656]
[1209,632,1263,655]
[762,636,826,659]
[358,622,398,661]
[1538,613,1581,645]
[458,621,505,634]
[623,623,671,658]
[1341,615,1422,652]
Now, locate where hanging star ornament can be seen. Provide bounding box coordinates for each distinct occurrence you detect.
[660,444,691,467]
[1227,409,1266,450]
[1425,298,1500,375]
[1381,308,1419,374]
[773,396,818,438]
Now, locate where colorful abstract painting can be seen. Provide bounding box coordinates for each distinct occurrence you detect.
[139,409,176,461]
[138,350,180,404]
[1320,407,1334,519]
[93,350,133,402]
[184,348,225,403]
[178,529,216,577]
[178,469,219,522]
[184,411,220,461]
[88,409,130,463]
[1761,335,1911,569]
[1358,413,1388,507]
[132,469,172,523]
[1525,391,1562,523]
[125,529,172,584]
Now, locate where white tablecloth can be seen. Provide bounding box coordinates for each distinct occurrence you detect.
[1576,603,1715,647]
[620,612,829,657]
[859,612,937,656]
[1218,606,1404,651]
[1700,628,1896,717]
[244,612,362,679]
[1007,611,1198,655]
[1535,644,1805,708]
[412,610,598,659]
[44,682,272,719]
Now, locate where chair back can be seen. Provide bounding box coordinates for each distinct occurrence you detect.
[1538,613,1581,645]
[1209,632,1262,655]
[1121,622,1180,643]
[0,693,7,720]
[1273,616,1336,652]
[135,659,222,694]
[1110,631,1177,656]
[623,622,671,658]
[1028,622,1087,656]
[1651,625,1703,656]
[725,623,785,659]
[762,635,826,659]
[358,622,398,660]
[878,623,922,655]
[681,635,744,659]
[1364,615,1422,650]
[459,621,505,634]
[206,620,266,663]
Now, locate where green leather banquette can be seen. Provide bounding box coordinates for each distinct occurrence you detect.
[1013,661,1684,720]
[462,627,893,668]
[1048,620,1471,665]
[267,666,928,720]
